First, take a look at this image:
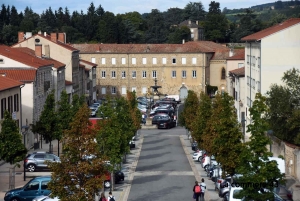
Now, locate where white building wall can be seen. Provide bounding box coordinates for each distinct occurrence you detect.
[21,83,34,127]
[261,24,300,95]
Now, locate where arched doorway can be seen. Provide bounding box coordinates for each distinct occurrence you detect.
[179,85,188,102]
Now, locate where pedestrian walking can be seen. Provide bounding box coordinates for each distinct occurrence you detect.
[107,191,116,201]
[99,192,107,201]
[200,178,207,201]
[193,181,201,201]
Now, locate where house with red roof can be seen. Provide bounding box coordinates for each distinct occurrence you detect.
[241,18,300,141]
[0,45,55,149]
[0,75,23,132]
[12,32,85,102]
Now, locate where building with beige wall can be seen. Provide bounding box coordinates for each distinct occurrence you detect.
[241,18,300,134]
[0,76,23,132]
[12,32,81,98]
[71,41,229,100]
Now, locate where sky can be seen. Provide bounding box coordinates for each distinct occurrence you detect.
[1,0,275,15]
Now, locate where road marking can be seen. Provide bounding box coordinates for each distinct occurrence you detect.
[134,171,194,176]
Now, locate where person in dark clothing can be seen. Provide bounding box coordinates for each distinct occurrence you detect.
[193,181,201,201]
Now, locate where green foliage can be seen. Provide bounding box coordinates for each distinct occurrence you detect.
[0,111,27,165]
[56,90,72,141]
[126,91,142,132]
[47,104,107,201]
[191,91,212,149]
[33,91,57,145]
[203,1,229,42]
[202,92,242,177]
[237,93,284,200]
[266,68,300,145]
[168,26,191,44]
[71,94,85,118]
[179,90,199,131]
[96,96,136,170]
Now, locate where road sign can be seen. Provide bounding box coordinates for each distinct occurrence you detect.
[12,112,17,120]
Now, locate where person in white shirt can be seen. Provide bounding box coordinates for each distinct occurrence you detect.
[107,191,115,201]
[200,178,206,201]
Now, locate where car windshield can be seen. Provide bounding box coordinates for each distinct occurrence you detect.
[233,189,242,199]
[90,109,96,112]
[156,115,170,120]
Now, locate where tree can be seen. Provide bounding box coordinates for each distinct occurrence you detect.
[126,91,142,133]
[167,26,191,44]
[191,91,212,149]
[33,91,57,152]
[71,94,85,118]
[203,92,243,178]
[47,104,107,201]
[266,68,300,145]
[0,111,27,165]
[179,90,199,133]
[203,1,229,42]
[182,2,206,21]
[56,90,72,156]
[237,93,284,200]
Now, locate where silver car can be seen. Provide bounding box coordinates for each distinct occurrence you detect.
[24,152,60,172]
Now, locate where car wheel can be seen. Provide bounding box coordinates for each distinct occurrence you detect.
[27,164,36,172]
[10,198,20,201]
[223,193,229,201]
[198,157,201,162]
[104,180,111,188]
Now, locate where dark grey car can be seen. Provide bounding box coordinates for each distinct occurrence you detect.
[24,152,60,172]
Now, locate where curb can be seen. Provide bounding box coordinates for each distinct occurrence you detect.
[180,135,211,201]
[120,134,143,201]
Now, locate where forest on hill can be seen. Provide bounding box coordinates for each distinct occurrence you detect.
[0,1,299,45]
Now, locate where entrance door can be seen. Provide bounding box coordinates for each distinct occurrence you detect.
[179,86,188,102]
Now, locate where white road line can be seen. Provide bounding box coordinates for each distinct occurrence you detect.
[134,171,194,176]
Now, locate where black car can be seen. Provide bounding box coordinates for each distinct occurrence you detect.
[154,108,175,118]
[155,114,176,129]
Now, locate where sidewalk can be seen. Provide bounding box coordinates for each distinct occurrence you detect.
[0,133,143,201]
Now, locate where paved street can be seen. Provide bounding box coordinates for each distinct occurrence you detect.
[124,127,222,201]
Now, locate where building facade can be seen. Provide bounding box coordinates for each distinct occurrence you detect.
[71,41,229,100]
[0,76,23,132]
[241,18,300,129]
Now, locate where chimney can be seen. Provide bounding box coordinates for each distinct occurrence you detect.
[196,20,198,25]
[18,32,24,42]
[38,30,42,34]
[35,44,42,57]
[58,33,66,43]
[188,20,191,24]
[229,48,234,57]
[50,33,57,42]
[44,32,47,37]
[182,39,185,44]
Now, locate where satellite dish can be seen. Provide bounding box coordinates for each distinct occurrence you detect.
[35,38,40,43]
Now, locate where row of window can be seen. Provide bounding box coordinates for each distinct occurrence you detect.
[101,86,158,95]
[101,70,198,79]
[92,57,198,65]
[0,94,19,119]
[246,55,260,68]
[246,76,261,91]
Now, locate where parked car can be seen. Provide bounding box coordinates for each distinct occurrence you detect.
[226,186,243,201]
[219,174,243,198]
[155,114,176,129]
[273,185,293,201]
[201,155,218,170]
[191,142,198,151]
[103,170,125,188]
[90,108,97,117]
[4,176,51,201]
[192,150,205,162]
[24,152,60,172]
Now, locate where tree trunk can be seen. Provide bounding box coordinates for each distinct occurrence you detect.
[57,140,60,157]
[111,171,114,191]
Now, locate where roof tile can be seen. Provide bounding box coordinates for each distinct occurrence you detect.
[241,18,300,41]
[229,67,245,77]
[0,45,53,68]
[0,75,24,91]
[227,49,245,60]
[0,69,36,82]
[71,41,228,54]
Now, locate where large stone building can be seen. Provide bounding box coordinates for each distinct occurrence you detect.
[71,41,229,100]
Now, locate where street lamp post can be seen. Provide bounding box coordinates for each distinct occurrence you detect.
[21,125,29,181]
